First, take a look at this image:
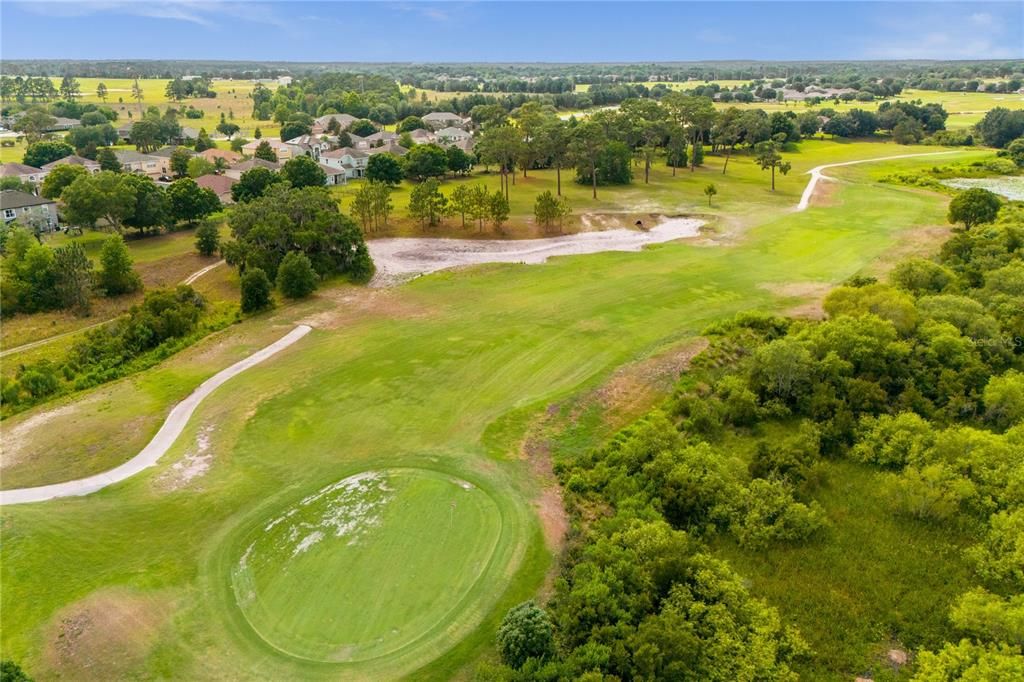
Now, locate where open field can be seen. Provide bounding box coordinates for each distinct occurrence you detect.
[0,139,979,678]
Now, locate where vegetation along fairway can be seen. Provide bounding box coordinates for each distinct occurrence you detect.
[0,143,975,678]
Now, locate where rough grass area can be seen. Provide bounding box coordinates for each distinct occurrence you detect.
[711,433,975,682]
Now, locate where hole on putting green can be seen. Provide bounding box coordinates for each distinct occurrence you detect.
[230,468,503,663]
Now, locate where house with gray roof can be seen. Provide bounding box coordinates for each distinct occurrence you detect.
[285,135,330,160]
[114,150,162,177]
[422,112,468,130]
[0,162,47,184]
[224,157,280,180]
[41,155,101,174]
[312,113,358,135]
[320,147,368,180]
[1,190,58,230]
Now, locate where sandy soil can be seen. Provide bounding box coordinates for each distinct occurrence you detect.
[367,216,705,286]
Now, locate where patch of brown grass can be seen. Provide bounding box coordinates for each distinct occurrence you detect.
[40,588,177,680]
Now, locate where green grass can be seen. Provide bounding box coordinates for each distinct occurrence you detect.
[0,142,987,680]
[714,458,976,682]
[221,466,521,676]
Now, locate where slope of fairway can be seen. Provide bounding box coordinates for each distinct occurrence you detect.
[0,146,989,680]
[230,468,505,663]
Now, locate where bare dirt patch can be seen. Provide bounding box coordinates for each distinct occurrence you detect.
[760,281,835,320]
[809,177,840,208]
[0,403,77,472]
[297,286,435,331]
[155,424,215,492]
[41,588,176,680]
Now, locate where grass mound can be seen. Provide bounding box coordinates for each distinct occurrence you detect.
[230,468,503,663]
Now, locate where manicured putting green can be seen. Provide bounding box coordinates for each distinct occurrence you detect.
[231,468,502,662]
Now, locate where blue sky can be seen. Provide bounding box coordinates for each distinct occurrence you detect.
[1,1,1021,62]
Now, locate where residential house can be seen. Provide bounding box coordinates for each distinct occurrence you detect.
[319,163,347,186]
[285,135,330,161]
[148,146,194,175]
[0,162,47,185]
[365,140,408,157]
[362,131,399,148]
[48,117,81,132]
[422,112,467,130]
[114,150,162,178]
[240,138,295,162]
[1,190,59,230]
[407,128,436,145]
[278,76,293,86]
[347,133,367,149]
[178,127,200,143]
[198,148,241,165]
[117,123,134,142]
[41,154,101,174]
[311,113,358,135]
[320,147,368,181]
[435,126,472,146]
[195,174,237,204]
[224,157,280,180]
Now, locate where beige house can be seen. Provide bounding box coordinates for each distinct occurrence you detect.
[0,162,47,185]
[114,150,163,178]
[41,155,101,174]
[241,138,295,161]
[195,174,237,204]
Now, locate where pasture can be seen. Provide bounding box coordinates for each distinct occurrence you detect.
[0,143,976,678]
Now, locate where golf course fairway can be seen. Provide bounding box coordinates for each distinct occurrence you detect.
[0,145,996,680]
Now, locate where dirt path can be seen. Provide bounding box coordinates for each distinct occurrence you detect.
[0,325,312,505]
[367,216,704,286]
[796,151,967,212]
[1,260,226,360]
[182,259,225,285]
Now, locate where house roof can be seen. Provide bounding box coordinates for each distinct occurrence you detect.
[363,131,398,143]
[179,127,200,139]
[195,173,237,196]
[408,128,434,139]
[366,141,408,157]
[423,112,461,121]
[242,138,289,151]
[41,155,99,171]
[0,162,43,176]
[314,113,357,128]
[285,135,328,147]
[437,126,470,137]
[230,158,280,172]
[321,146,368,160]
[114,150,160,164]
[319,163,346,176]
[199,148,241,163]
[1,189,55,209]
[149,145,193,158]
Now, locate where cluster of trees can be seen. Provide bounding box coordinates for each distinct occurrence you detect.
[1,229,141,318]
[46,169,220,233]
[1,285,209,411]
[406,178,510,232]
[976,108,1024,149]
[223,184,373,288]
[164,77,215,100]
[483,194,1024,680]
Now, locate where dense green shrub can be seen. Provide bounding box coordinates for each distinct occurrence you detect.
[276,251,318,299]
[240,267,272,313]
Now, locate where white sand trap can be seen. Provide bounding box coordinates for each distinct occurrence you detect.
[368,216,704,286]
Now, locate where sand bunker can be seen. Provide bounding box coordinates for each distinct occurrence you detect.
[367,216,704,286]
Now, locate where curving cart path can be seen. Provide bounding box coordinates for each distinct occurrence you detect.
[796,150,967,212]
[0,325,312,505]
